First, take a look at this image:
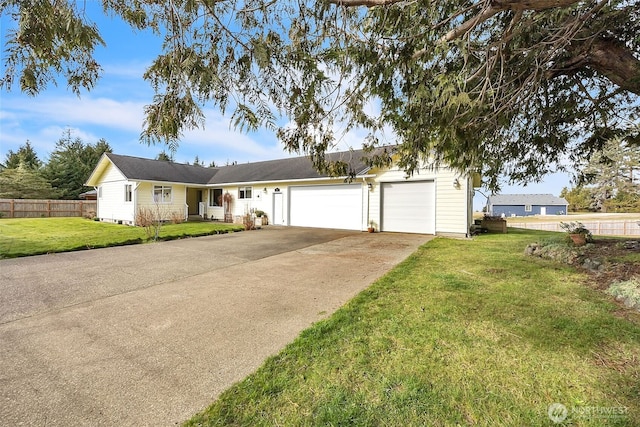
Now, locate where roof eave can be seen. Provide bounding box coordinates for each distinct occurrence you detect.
[208,173,376,187]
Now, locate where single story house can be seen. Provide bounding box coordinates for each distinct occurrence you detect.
[487,194,568,217]
[85,149,476,236]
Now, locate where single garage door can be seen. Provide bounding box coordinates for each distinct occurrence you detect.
[381,181,435,234]
[289,184,363,230]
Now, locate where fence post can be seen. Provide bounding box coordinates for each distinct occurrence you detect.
[78,201,83,217]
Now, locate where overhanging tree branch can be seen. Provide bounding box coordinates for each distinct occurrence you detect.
[328,0,405,6]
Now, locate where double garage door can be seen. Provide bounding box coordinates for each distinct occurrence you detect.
[289,184,363,230]
[381,181,435,234]
[288,181,435,234]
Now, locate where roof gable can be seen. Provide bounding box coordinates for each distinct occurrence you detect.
[489,194,568,206]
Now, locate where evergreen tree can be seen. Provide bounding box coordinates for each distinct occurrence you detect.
[2,141,42,170]
[559,186,593,212]
[43,130,112,199]
[156,151,172,161]
[0,164,60,199]
[573,136,640,212]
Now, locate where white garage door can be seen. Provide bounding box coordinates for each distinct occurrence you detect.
[289,184,363,230]
[381,181,435,234]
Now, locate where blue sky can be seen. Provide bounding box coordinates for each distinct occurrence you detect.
[0,4,573,210]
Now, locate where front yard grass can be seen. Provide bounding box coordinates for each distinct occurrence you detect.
[186,229,640,427]
[0,217,244,258]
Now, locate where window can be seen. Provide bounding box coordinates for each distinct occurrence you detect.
[153,185,172,203]
[125,184,132,202]
[239,186,252,199]
[209,188,223,206]
[525,204,532,212]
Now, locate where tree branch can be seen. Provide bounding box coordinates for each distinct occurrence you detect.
[586,38,640,96]
[492,0,581,11]
[327,0,405,6]
[440,5,503,42]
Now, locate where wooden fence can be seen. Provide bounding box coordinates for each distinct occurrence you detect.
[0,199,97,218]
[510,220,640,237]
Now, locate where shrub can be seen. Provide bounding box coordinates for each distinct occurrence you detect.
[560,221,593,241]
[169,211,184,224]
[135,206,164,240]
[608,278,640,311]
[243,213,255,230]
[135,207,155,228]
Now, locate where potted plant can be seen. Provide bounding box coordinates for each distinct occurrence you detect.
[481,214,507,233]
[254,210,266,227]
[367,220,376,233]
[560,221,593,246]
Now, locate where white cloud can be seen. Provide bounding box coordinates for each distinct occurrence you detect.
[102,61,151,80]
[174,108,295,165]
[6,95,147,132]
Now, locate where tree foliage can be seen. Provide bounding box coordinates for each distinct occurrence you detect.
[2,141,42,170]
[156,151,173,161]
[2,0,639,189]
[562,135,640,212]
[43,131,112,199]
[580,135,640,212]
[0,164,60,199]
[560,186,594,212]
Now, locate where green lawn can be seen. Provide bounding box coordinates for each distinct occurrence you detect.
[185,229,640,427]
[0,217,244,258]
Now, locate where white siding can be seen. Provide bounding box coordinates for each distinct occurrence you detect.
[434,169,471,236]
[96,163,135,224]
[208,184,280,221]
[373,166,471,236]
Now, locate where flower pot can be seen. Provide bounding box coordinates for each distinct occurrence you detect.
[367,227,375,233]
[570,233,586,246]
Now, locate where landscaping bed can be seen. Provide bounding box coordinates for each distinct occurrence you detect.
[526,237,640,313]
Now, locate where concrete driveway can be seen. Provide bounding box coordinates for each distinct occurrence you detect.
[0,227,431,426]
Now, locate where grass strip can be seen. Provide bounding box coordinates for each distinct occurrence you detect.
[0,217,244,258]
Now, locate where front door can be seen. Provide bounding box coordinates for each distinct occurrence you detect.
[540,206,547,215]
[187,189,203,215]
[273,192,285,225]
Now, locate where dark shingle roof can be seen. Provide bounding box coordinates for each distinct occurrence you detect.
[105,149,373,185]
[106,153,218,184]
[208,150,371,184]
[489,194,568,206]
